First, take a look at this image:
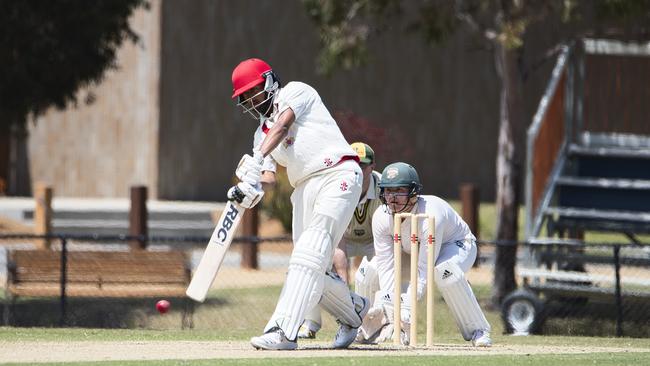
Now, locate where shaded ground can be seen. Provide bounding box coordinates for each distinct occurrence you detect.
[0,340,648,363]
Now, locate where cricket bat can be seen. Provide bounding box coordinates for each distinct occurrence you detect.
[186,201,245,302]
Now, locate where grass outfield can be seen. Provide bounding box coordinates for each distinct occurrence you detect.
[0,326,649,366]
[6,282,650,338]
[2,327,650,347]
[2,354,650,366]
[54,354,650,366]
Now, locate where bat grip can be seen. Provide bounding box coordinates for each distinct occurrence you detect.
[227,185,245,203]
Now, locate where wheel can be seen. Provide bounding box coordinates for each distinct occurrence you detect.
[501,288,545,335]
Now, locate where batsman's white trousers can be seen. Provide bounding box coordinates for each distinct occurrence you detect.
[264,161,362,340]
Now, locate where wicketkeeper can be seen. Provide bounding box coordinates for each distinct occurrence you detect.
[358,162,492,347]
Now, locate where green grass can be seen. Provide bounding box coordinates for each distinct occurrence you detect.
[4,284,650,343]
[3,353,650,366]
[2,282,650,365]
[1,325,649,348]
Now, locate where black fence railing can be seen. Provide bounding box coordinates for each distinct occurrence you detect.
[1,233,649,338]
[0,233,291,328]
[498,239,650,337]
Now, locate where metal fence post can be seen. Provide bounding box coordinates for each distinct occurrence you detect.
[60,237,68,327]
[613,245,623,337]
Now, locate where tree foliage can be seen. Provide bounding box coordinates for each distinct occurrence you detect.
[302,0,650,305]
[303,0,650,75]
[0,0,147,128]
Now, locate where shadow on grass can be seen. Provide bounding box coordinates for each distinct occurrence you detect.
[1,296,230,329]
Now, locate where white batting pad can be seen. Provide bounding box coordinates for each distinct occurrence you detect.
[264,227,332,340]
[354,256,380,307]
[435,261,491,340]
[320,272,365,327]
[302,305,322,330]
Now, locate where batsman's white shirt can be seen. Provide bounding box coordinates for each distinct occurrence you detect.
[253,81,357,187]
[373,195,477,299]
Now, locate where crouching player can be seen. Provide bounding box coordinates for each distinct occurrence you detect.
[357,162,492,347]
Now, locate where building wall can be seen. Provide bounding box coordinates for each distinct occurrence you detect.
[23,0,564,201]
[158,1,506,201]
[26,1,162,198]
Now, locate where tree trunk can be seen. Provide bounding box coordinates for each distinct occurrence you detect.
[490,41,524,307]
[8,118,31,196]
[0,123,10,195]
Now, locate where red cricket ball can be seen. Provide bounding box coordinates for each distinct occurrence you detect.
[156,299,170,314]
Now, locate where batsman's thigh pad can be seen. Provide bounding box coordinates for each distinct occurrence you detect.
[320,271,364,327]
[265,224,333,340]
[434,261,490,341]
[354,256,380,307]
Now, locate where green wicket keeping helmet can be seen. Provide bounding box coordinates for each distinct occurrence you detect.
[378,162,422,204]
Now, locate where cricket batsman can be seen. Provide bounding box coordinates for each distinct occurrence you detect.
[228,58,369,350]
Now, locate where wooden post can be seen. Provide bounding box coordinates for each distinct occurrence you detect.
[240,205,259,269]
[129,185,148,250]
[34,183,53,249]
[460,183,480,267]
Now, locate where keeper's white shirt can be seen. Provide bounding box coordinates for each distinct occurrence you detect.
[372,195,476,298]
[252,82,357,187]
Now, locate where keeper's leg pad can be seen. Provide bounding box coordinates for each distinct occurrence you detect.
[320,271,366,328]
[264,226,333,340]
[435,261,491,341]
[354,256,380,307]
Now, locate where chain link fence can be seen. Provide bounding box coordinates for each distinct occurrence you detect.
[1,234,649,339]
[501,240,650,338]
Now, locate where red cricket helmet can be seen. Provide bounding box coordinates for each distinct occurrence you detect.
[231,58,274,98]
[231,58,280,120]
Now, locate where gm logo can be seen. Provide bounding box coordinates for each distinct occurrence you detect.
[216,203,240,243]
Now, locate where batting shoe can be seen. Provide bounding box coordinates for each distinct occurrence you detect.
[250,327,298,350]
[471,329,492,347]
[332,295,370,349]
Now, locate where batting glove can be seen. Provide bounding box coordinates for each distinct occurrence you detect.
[227,182,264,209]
[235,153,263,186]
